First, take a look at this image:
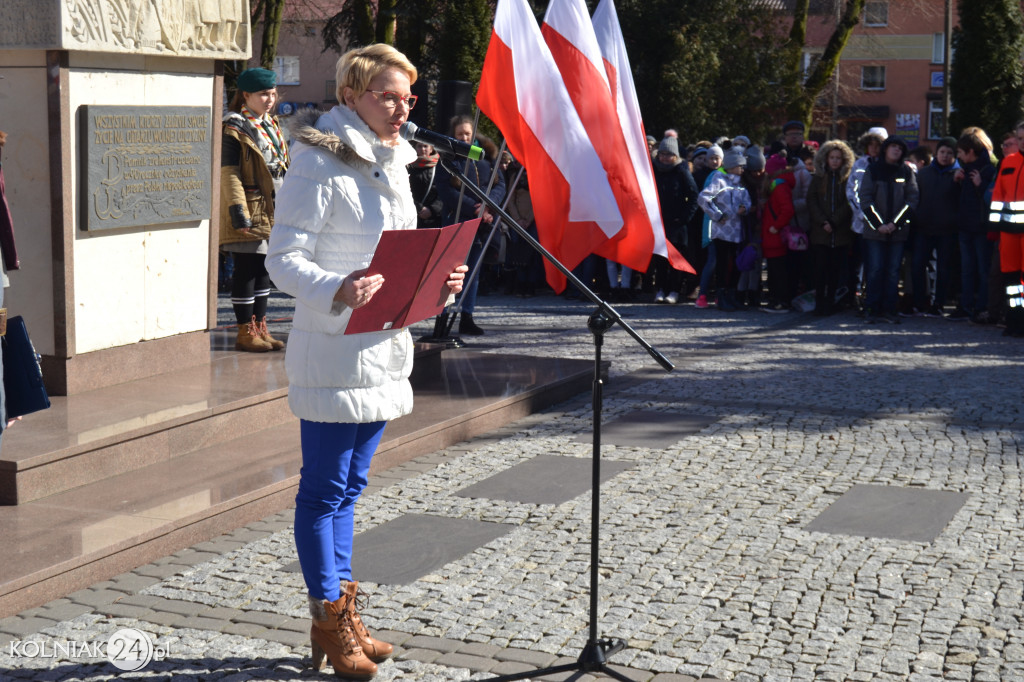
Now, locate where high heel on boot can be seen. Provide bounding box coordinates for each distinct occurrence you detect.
[309,596,378,679]
[342,581,393,662]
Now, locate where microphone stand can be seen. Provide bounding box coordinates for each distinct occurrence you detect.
[436,154,673,682]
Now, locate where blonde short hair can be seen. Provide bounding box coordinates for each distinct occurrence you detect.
[335,44,417,104]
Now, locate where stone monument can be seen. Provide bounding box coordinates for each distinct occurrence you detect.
[0,0,250,394]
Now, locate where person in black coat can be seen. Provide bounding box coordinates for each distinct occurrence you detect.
[951,128,997,321]
[435,116,506,335]
[912,137,960,315]
[408,141,444,229]
[651,137,698,303]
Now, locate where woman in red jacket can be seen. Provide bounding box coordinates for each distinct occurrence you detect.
[761,154,794,312]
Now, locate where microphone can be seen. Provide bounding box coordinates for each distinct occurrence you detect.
[400,122,483,161]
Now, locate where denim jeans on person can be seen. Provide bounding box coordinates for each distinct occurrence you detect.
[698,241,717,295]
[294,419,386,602]
[458,240,483,315]
[959,231,993,315]
[911,232,954,311]
[862,237,905,316]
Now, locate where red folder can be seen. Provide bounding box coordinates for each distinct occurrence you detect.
[345,218,481,334]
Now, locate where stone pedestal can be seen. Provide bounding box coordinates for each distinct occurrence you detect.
[0,1,251,394]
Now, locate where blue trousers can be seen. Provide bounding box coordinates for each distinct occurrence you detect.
[863,238,905,316]
[295,419,386,602]
[458,241,483,315]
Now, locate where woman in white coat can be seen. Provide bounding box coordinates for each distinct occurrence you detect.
[266,44,466,680]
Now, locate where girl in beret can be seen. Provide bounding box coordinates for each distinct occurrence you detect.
[220,67,289,352]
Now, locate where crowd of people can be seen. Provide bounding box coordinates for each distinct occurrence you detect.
[402,116,1024,338]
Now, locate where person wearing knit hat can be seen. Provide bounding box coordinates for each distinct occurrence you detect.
[723,147,746,171]
[698,141,752,312]
[646,134,657,158]
[651,133,699,304]
[690,146,709,172]
[732,135,751,151]
[707,144,724,162]
[745,145,766,173]
[220,66,289,352]
[658,136,680,158]
[911,135,960,317]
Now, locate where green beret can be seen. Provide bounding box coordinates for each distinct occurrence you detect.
[237,68,277,93]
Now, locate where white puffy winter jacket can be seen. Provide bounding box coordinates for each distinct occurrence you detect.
[266,105,418,423]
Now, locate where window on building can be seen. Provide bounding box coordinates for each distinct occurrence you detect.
[932,33,946,64]
[274,56,300,86]
[864,1,888,27]
[928,101,947,140]
[801,51,822,83]
[861,65,886,90]
[326,79,337,102]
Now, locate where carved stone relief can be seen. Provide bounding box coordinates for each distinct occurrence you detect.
[64,0,250,58]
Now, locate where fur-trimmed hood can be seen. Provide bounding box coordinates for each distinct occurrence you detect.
[813,139,855,181]
[288,105,416,171]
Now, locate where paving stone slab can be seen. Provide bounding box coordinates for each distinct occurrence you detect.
[350,514,515,586]
[804,484,970,543]
[454,455,633,506]
[580,410,719,449]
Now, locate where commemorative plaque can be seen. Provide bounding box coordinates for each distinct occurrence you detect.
[81,105,213,231]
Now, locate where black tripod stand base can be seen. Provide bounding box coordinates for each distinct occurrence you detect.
[481,638,631,682]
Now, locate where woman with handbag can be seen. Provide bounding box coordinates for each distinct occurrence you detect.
[220,67,289,352]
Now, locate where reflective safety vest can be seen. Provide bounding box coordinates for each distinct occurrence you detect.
[989,151,1024,233]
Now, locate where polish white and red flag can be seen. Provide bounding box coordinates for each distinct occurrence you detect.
[591,0,693,274]
[477,0,624,292]
[542,0,693,275]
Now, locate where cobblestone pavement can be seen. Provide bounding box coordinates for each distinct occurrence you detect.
[2,293,1023,681]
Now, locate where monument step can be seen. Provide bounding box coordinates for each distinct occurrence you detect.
[0,340,595,615]
[0,350,294,505]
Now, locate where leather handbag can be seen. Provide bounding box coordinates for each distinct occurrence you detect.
[3,315,50,419]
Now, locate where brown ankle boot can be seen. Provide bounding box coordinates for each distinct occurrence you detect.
[342,581,393,662]
[259,316,285,351]
[236,317,273,352]
[309,596,378,680]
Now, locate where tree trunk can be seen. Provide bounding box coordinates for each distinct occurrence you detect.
[259,0,286,70]
[786,0,866,129]
[376,0,397,45]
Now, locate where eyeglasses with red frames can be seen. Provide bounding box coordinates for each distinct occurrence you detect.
[366,90,417,110]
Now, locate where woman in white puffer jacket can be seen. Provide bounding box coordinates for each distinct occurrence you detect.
[266,44,465,680]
